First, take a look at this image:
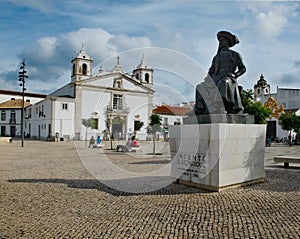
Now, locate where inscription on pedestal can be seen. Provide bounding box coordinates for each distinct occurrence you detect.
[173,152,207,178]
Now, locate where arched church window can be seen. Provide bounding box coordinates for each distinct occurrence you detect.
[82,63,87,75]
[136,73,139,80]
[72,64,76,76]
[145,73,150,83]
[257,88,260,94]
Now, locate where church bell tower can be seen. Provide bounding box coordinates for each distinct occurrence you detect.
[132,55,153,88]
[254,74,270,102]
[71,46,93,82]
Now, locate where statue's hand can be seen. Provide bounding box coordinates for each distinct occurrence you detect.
[228,72,236,79]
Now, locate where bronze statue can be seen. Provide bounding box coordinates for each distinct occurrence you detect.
[193,31,246,114]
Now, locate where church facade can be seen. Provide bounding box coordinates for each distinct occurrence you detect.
[24,48,154,141]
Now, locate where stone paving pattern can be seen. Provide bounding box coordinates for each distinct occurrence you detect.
[0,140,299,238]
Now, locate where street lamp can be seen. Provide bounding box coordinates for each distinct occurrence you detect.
[19,59,28,147]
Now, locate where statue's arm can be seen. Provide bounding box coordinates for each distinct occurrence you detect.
[208,56,217,77]
[234,52,246,78]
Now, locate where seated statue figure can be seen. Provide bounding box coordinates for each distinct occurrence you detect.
[193,31,246,114]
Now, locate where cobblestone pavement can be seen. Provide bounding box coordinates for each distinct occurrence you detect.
[0,140,299,238]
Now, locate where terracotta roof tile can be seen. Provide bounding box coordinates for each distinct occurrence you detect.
[153,105,192,116]
[0,99,31,109]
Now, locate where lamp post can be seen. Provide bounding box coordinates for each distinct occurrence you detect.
[19,59,28,147]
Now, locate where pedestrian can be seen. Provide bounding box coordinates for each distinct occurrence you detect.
[96,135,102,146]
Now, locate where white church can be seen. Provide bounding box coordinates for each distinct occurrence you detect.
[24,47,154,141]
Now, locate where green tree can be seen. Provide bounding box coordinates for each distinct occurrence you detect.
[279,113,300,134]
[241,89,272,124]
[134,121,144,136]
[82,118,98,147]
[147,114,162,154]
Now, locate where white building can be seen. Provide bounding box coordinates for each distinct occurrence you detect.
[0,98,31,137]
[0,89,46,137]
[254,74,300,140]
[153,104,191,141]
[25,47,154,141]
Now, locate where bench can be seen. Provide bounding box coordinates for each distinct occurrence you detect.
[274,156,300,168]
[116,145,140,152]
[0,137,12,143]
[89,144,104,148]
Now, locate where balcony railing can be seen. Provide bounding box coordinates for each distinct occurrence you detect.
[9,119,16,124]
[106,105,130,114]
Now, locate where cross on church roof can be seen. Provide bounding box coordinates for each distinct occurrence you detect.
[116,56,120,65]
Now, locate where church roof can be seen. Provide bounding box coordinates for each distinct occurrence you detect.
[75,46,92,60]
[153,105,191,116]
[0,89,46,98]
[0,99,31,109]
[255,74,269,87]
[111,56,124,72]
[136,55,151,69]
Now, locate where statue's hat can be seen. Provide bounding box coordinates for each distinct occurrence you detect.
[217,31,239,47]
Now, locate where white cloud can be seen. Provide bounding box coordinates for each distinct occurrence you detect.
[110,34,152,52]
[240,1,298,39]
[59,28,117,61]
[256,10,287,38]
[3,27,154,93]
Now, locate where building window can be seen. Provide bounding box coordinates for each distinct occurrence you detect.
[82,63,87,75]
[1,110,6,121]
[163,117,168,126]
[39,105,45,117]
[72,64,76,76]
[113,94,123,110]
[113,78,123,89]
[10,110,16,122]
[145,73,150,83]
[62,103,68,110]
[257,88,260,94]
[36,106,38,115]
[1,126,5,136]
[28,108,32,119]
[174,118,181,125]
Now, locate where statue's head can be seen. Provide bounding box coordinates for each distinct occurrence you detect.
[217,31,239,48]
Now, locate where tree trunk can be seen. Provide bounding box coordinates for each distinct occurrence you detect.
[85,126,88,148]
[152,134,156,155]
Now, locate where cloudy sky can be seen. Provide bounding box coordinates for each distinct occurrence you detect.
[0,0,299,104]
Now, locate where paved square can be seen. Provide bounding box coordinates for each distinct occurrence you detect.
[0,140,299,238]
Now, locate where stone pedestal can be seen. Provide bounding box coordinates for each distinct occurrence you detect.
[169,123,266,191]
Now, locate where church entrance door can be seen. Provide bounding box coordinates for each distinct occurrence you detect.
[112,117,123,140]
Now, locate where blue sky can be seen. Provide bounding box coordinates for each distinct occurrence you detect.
[0,0,299,104]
